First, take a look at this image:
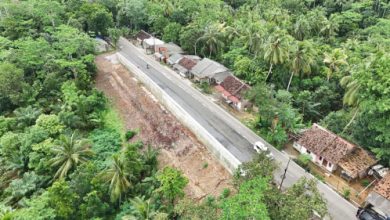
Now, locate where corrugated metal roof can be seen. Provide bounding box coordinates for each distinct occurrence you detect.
[190,58,228,78]
[366,191,390,216]
[167,53,183,65]
[144,37,164,46]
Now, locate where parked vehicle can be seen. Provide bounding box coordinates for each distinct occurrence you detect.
[356,207,388,220]
[368,164,389,179]
[253,141,268,152]
[253,141,274,159]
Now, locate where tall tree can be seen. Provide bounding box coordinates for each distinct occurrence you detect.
[49,133,93,180]
[287,40,316,91]
[195,23,226,57]
[263,30,292,81]
[100,154,132,203]
[323,48,348,81]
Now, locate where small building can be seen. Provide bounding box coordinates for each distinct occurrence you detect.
[142,37,165,54]
[189,58,231,84]
[172,56,201,78]
[294,124,376,178]
[167,53,183,66]
[365,174,390,217]
[135,30,151,46]
[156,42,184,62]
[338,147,377,180]
[216,75,251,111]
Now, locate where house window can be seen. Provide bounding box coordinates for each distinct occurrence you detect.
[319,156,322,160]
[307,150,311,154]
[328,162,332,167]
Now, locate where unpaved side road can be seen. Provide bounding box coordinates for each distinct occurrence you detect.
[95,53,232,200]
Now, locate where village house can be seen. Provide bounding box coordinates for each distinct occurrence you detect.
[365,173,390,217]
[157,42,183,58]
[167,53,183,66]
[294,124,377,180]
[189,58,231,84]
[135,30,151,46]
[172,56,201,78]
[142,37,164,55]
[216,75,251,111]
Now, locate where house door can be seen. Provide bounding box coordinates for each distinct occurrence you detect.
[322,159,328,167]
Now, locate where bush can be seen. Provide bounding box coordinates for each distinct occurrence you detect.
[220,188,231,199]
[343,188,351,199]
[361,179,370,187]
[198,82,212,94]
[297,154,312,168]
[125,130,136,140]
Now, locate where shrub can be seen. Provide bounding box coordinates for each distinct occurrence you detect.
[297,154,312,168]
[343,188,351,199]
[198,82,212,94]
[361,179,370,187]
[202,162,208,169]
[220,188,231,199]
[125,130,136,140]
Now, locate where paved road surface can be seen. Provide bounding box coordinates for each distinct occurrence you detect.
[118,38,358,220]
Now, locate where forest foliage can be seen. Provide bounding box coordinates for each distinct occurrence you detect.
[0,0,389,219]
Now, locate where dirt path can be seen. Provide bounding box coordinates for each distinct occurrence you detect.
[95,53,232,200]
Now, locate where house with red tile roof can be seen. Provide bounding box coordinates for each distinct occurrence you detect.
[135,30,151,46]
[172,56,201,77]
[216,75,251,111]
[294,124,377,178]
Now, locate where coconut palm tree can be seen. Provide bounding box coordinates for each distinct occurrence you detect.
[263,30,292,81]
[320,16,339,39]
[294,15,311,41]
[195,23,225,57]
[323,48,348,81]
[100,154,132,203]
[339,74,361,133]
[122,196,167,220]
[49,133,93,180]
[241,21,265,56]
[287,40,316,91]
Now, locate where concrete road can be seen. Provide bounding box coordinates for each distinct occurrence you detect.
[117,38,358,220]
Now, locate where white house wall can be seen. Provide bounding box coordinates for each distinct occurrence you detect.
[294,143,337,172]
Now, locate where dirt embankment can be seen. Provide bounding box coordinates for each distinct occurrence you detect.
[95,53,232,200]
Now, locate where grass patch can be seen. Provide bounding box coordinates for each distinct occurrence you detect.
[125,130,137,141]
[196,82,212,94]
[102,105,125,138]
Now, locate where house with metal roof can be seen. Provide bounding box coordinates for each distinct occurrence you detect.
[167,53,184,65]
[142,37,165,54]
[365,174,390,217]
[189,58,231,84]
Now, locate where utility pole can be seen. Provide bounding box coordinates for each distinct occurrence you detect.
[279,158,291,190]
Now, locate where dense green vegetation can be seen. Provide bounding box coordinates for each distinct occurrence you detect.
[1,0,389,219]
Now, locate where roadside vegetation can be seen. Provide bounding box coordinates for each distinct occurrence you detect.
[0,0,388,219]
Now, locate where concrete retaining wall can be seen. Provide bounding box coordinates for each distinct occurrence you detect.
[117,53,241,174]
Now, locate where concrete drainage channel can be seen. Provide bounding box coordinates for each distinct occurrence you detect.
[117,53,241,174]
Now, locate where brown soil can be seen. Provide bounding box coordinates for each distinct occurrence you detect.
[95,53,232,200]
